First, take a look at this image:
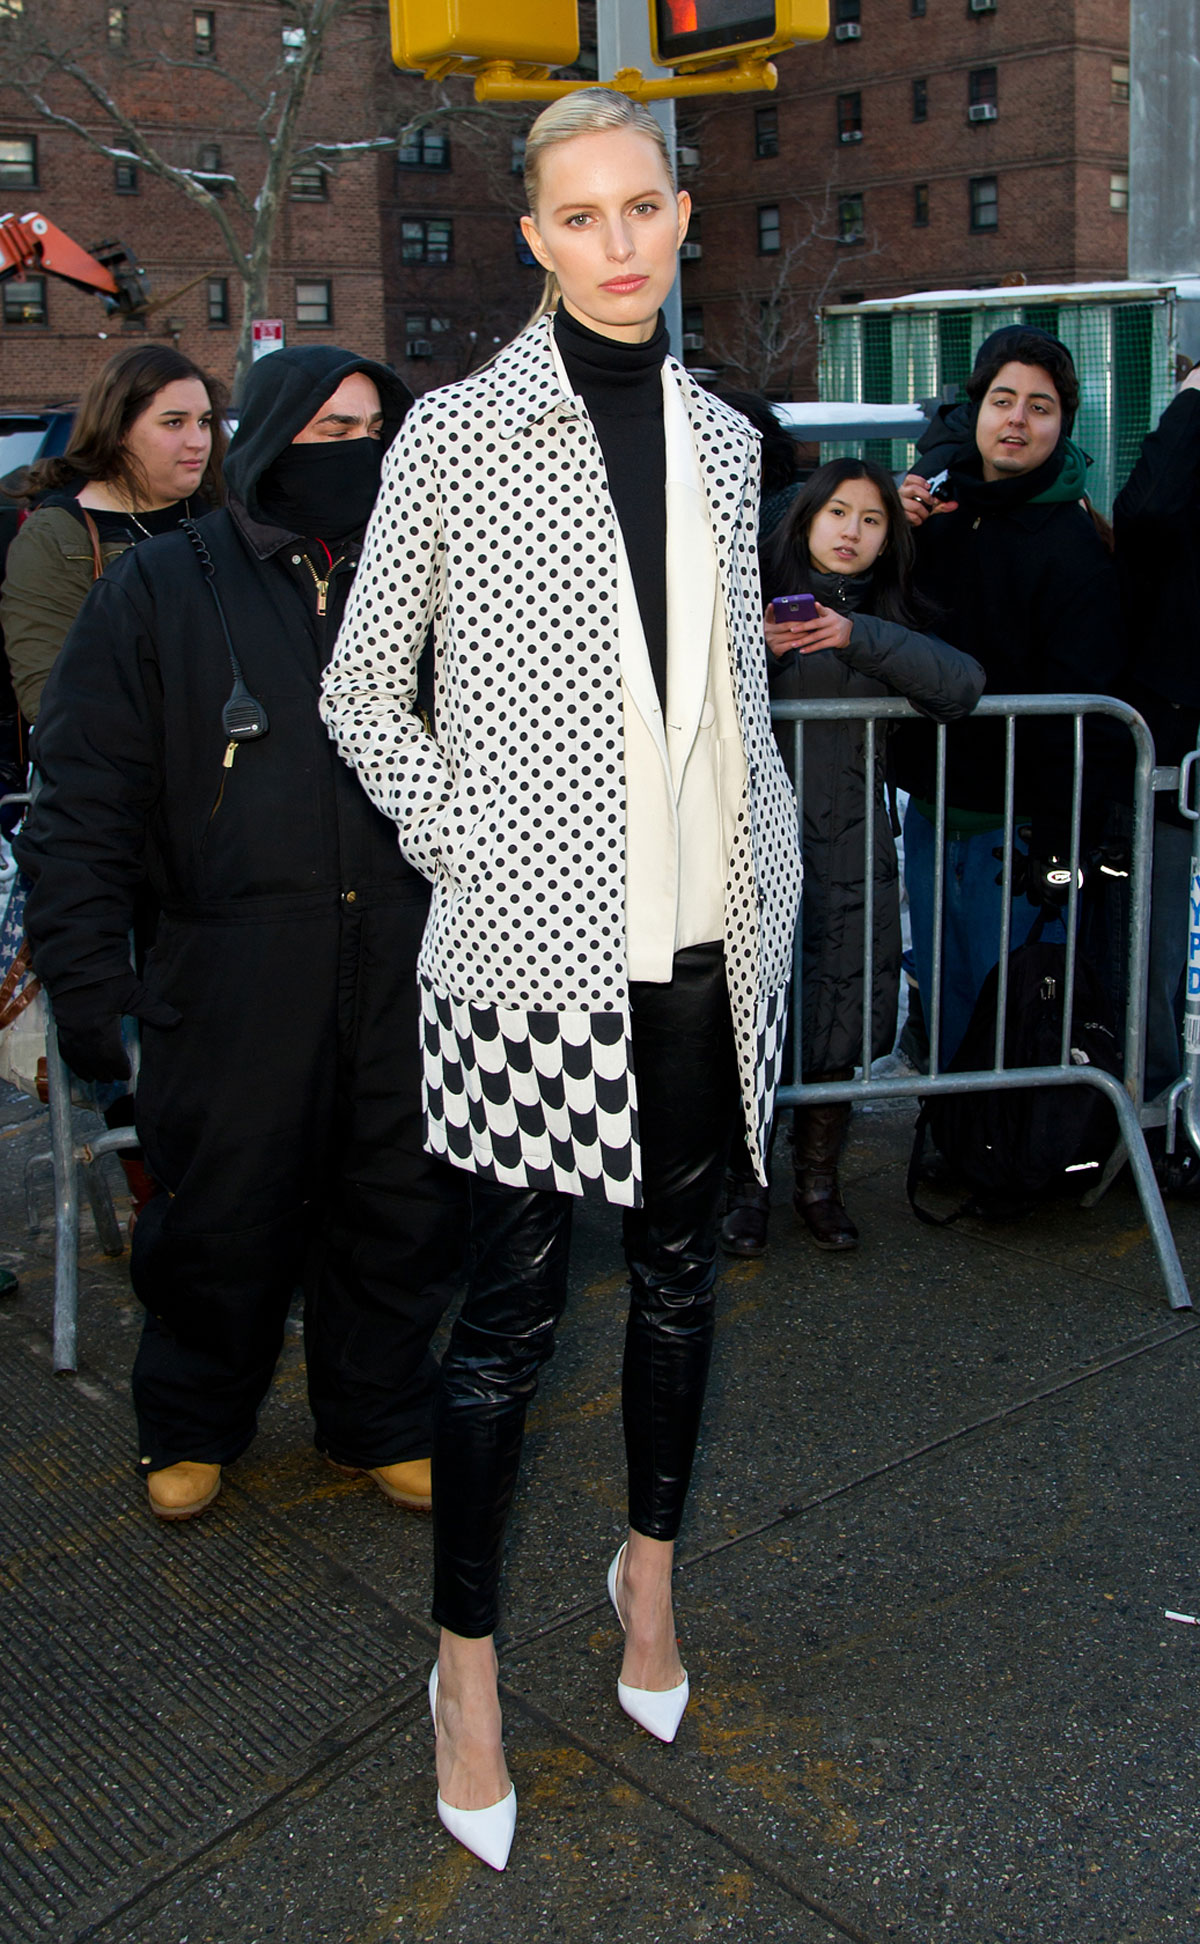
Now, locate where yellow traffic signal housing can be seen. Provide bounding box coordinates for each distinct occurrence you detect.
[390,0,579,71]
[650,0,828,70]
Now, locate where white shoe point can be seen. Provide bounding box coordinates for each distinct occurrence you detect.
[607,1544,690,1742]
[428,1663,517,1871]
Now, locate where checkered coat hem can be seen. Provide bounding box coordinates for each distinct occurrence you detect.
[322,318,802,1204]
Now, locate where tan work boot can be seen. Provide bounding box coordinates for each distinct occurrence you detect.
[328,1455,432,1512]
[146,1460,222,1521]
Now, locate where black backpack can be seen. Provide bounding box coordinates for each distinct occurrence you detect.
[907,915,1122,1222]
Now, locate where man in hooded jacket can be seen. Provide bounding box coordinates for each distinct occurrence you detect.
[893,325,1125,1064]
[17,345,464,1520]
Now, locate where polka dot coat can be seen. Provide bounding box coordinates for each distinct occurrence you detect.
[320,316,801,1206]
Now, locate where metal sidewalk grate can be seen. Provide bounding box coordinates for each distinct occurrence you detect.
[0,1342,419,1940]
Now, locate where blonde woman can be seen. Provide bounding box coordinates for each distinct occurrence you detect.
[321,89,801,1870]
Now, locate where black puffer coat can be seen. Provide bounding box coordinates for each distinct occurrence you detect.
[770,571,984,1075]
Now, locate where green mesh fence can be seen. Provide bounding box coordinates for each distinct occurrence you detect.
[818,293,1178,514]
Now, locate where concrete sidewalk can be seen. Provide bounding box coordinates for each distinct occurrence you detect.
[1,1083,1198,1944]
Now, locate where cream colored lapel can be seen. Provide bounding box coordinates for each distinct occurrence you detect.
[671,359,754,580]
[663,366,718,790]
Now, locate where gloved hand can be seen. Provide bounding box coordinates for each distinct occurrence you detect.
[1023,849,1084,910]
[51,972,182,1083]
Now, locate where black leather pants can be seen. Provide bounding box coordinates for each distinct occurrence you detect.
[431,943,739,1638]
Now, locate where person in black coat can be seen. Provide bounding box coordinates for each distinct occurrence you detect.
[896,327,1125,1065]
[721,457,983,1256]
[17,345,465,1521]
[1114,364,1200,1110]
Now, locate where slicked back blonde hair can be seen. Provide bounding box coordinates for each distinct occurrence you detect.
[522,89,677,326]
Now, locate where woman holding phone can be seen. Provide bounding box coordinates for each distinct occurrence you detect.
[322,88,801,1870]
[720,457,984,1257]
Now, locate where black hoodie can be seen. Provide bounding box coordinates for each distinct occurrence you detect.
[18,347,423,999]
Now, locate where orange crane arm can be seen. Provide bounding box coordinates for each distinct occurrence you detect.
[0,211,149,315]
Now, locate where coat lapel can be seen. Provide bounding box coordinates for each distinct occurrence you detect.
[663,368,717,789]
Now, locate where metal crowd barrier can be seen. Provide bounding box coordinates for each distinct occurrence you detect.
[1166,741,1200,1177]
[771,692,1191,1313]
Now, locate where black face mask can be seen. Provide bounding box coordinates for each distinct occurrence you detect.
[257,436,384,540]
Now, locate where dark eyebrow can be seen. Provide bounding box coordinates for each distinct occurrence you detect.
[990,385,1057,404]
[315,411,373,426]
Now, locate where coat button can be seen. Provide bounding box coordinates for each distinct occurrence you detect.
[344,890,357,904]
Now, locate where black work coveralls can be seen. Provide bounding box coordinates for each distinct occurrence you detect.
[18,348,464,1470]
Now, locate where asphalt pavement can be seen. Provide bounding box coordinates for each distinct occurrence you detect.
[2,1080,1198,1944]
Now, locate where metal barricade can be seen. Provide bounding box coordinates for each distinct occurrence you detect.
[771,692,1191,1312]
[1165,737,1200,1175]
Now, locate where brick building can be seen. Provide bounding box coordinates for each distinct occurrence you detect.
[0,0,546,409]
[1,1,1131,410]
[678,0,1133,395]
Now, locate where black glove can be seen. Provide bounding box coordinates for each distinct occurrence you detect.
[51,972,182,1083]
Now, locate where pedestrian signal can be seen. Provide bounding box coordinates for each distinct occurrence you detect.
[651,0,827,69]
[390,0,579,71]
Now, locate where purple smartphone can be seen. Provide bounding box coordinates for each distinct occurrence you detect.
[770,592,819,625]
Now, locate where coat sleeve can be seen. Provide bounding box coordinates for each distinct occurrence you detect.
[838,613,986,721]
[319,409,453,882]
[14,566,162,998]
[0,509,94,722]
[1113,388,1200,541]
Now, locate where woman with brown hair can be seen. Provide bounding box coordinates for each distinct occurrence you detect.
[1,343,225,722]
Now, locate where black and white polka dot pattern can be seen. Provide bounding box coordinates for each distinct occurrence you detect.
[321,316,801,1203]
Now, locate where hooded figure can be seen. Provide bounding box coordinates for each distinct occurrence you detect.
[17,346,464,1520]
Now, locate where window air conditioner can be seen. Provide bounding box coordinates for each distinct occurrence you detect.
[968,102,998,121]
[407,338,433,358]
[679,241,703,260]
[968,0,996,12]
[839,129,864,142]
[833,22,861,39]
[677,145,701,168]
[681,332,704,350]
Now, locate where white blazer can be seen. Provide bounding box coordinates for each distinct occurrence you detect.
[321,316,801,1206]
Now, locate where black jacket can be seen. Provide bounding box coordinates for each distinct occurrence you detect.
[893,471,1125,827]
[18,345,419,998]
[770,571,984,1075]
[1115,385,1200,708]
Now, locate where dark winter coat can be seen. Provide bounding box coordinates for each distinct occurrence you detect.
[769,570,984,1075]
[18,345,418,1001]
[892,452,1126,837]
[1114,386,1200,824]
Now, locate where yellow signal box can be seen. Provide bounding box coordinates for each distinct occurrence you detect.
[390,0,579,72]
[650,0,828,71]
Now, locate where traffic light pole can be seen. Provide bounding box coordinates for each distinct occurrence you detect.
[597,0,683,356]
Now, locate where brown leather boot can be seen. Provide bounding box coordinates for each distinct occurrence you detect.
[719,1173,771,1257]
[793,1100,859,1251]
[146,1461,222,1521]
[327,1455,433,1512]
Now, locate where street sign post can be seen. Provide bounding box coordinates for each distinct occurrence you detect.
[251,319,284,360]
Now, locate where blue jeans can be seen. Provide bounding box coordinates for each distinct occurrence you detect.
[903,802,1040,1067]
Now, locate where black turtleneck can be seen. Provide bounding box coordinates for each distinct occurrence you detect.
[554,305,669,710]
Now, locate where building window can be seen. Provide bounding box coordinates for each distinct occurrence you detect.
[837,92,863,141]
[969,174,999,229]
[757,204,781,254]
[682,303,704,351]
[193,8,214,58]
[281,25,305,63]
[401,217,452,265]
[397,127,450,171]
[837,193,865,242]
[295,279,331,326]
[914,181,929,226]
[196,142,225,196]
[1111,61,1130,104]
[106,4,127,47]
[1110,171,1129,213]
[911,0,926,13]
[755,105,779,158]
[0,136,37,189]
[912,77,928,121]
[511,134,526,175]
[834,0,860,18]
[207,277,228,325]
[513,219,537,267]
[3,276,47,325]
[969,66,997,107]
[114,157,139,192]
[289,163,327,200]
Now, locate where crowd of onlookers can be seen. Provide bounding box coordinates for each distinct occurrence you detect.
[0,316,1197,1465]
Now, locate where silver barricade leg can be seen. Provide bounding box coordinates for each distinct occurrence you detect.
[1167,746,1200,1162]
[993,718,1017,1070]
[929,723,947,1077]
[45,1012,78,1374]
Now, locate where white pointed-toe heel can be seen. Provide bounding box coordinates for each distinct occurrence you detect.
[428,1664,517,1872]
[606,1542,690,1744]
